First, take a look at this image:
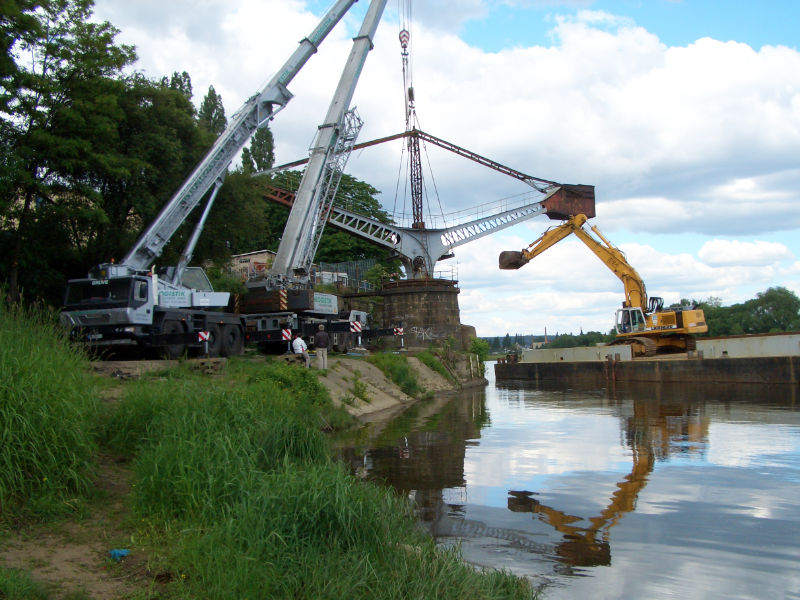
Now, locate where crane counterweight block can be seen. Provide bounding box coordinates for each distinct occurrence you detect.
[544,184,595,220]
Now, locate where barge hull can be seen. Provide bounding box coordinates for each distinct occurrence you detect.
[494,355,800,386]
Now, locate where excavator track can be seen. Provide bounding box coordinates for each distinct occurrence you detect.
[610,336,657,357]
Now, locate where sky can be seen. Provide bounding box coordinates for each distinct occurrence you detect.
[91,0,800,338]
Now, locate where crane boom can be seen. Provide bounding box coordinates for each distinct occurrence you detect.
[268,0,388,280]
[121,0,360,275]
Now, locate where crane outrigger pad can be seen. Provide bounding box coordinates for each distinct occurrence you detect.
[499,250,530,270]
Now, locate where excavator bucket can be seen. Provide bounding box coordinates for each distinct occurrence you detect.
[499,251,529,270]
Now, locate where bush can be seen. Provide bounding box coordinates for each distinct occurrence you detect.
[416,350,456,383]
[469,338,490,363]
[366,353,422,397]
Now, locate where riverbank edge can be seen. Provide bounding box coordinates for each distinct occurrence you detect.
[94,352,489,422]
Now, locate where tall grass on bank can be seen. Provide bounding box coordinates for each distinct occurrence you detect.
[101,359,533,599]
[0,305,98,521]
[366,352,422,397]
[167,463,531,600]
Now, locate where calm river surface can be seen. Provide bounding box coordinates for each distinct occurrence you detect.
[338,362,800,599]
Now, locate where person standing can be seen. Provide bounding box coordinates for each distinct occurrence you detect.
[314,324,329,369]
[292,333,310,368]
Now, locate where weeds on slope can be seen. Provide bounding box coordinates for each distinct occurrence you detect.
[366,352,422,397]
[2,308,534,599]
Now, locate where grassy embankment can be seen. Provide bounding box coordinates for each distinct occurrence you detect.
[1,306,533,599]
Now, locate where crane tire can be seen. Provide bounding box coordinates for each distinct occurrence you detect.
[162,319,186,359]
[221,324,244,356]
[205,322,222,357]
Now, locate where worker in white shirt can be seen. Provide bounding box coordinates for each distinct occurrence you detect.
[292,333,310,368]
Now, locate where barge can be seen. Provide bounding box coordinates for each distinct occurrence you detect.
[494,332,800,385]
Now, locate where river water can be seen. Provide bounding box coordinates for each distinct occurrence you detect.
[337,362,800,599]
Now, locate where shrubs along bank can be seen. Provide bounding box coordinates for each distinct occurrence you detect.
[1,307,533,599]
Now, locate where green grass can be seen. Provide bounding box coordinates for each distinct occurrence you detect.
[1,314,534,599]
[0,304,98,522]
[415,350,457,383]
[0,566,51,600]
[366,352,422,397]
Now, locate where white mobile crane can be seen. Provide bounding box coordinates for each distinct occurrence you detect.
[60,0,387,357]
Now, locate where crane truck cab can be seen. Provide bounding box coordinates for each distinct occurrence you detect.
[61,265,245,358]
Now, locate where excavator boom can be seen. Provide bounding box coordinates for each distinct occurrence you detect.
[499,213,708,355]
[500,214,648,311]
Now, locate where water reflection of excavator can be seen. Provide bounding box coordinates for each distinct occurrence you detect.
[505,391,709,569]
[499,213,708,356]
[419,392,709,574]
[506,445,653,568]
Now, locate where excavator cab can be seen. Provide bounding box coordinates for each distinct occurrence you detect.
[615,306,646,334]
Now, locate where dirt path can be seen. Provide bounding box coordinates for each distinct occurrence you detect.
[0,456,151,599]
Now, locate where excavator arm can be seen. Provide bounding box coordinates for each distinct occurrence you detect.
[499,213,649,311]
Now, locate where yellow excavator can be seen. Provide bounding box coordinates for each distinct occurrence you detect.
[499,213,707,356]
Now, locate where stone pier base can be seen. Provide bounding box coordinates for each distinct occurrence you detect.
[381,279,474,349]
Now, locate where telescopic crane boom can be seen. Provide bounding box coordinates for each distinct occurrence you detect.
[122,0,360,281]
[500,214,707,356]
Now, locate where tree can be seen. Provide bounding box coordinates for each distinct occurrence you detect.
[749,287,800,333]
[1,0,136,302]
[198,84,225,136]
[316,174,398,268]
[241,126,274,174]
[544,331,613,349]
[161,70,193,102]
[0,0,41,112]
[697,287,800,336]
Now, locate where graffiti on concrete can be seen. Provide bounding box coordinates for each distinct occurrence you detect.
[410,326,439,341]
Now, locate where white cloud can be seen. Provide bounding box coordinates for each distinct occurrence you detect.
[90,1,800,336]
[698,239,794,267]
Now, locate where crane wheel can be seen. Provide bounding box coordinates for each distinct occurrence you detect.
[220,324,244,356]
[161,319,186,359]
[204,322,222,357]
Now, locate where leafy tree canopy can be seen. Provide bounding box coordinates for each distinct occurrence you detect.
[1,0,137,302]
[198,84,225,136]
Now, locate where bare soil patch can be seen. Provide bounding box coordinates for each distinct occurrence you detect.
[1,457,152,599]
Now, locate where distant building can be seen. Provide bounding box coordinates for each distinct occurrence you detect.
[229,250,276,281]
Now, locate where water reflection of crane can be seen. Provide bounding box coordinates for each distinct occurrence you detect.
[420,391,709,572]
